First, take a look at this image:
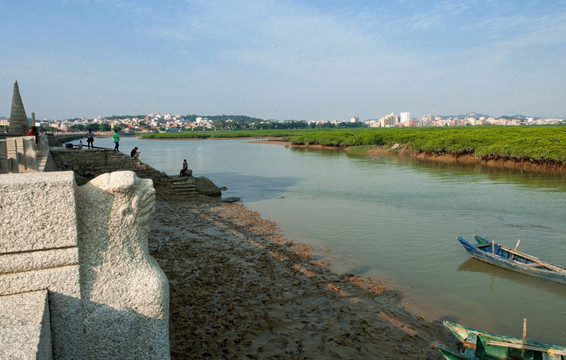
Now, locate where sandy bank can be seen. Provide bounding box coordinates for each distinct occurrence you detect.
[149,186,454,359]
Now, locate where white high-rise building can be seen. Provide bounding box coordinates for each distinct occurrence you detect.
[400,112,410,123]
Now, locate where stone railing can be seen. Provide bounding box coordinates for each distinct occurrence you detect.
[0,171,170,359]
[0,135,52,174]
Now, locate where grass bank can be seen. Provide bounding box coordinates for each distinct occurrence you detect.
[289,126,566,164]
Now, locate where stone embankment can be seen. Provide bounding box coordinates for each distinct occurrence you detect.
[48,147,223,196]
[49,148,170,184]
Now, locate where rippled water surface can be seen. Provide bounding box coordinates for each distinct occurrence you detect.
[96,136,566,344]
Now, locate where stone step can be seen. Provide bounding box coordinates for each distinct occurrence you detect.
[170,176,193,183]
[174,190,197,195]
[169,176,199,196]
[174,190,198,196]
[171,183,196,189]
[171,182,198,196]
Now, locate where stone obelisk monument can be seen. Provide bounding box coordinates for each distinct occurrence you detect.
[9,80,29,135]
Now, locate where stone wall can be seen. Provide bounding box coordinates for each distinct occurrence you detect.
[49,148,170,184]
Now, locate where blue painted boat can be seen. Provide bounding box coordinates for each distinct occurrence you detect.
[458,235,566,285]
[437,320,566,359]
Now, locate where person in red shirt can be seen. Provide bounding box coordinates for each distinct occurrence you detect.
[26,126,39,143]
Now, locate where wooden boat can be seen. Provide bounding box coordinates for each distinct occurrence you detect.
[457,234,566,285]
[437,320,566,359]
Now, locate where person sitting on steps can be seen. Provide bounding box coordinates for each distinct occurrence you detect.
[180,159,188,177]
[130,147,140,159]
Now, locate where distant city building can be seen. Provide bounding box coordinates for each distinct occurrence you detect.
[379,113,399,128]
[350,116,359,123]
[421,114,432,122]
[400,112,410,123]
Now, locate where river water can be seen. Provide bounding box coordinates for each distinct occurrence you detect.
[95,136,566,344]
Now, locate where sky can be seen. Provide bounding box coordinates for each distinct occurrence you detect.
[1,0,565,121]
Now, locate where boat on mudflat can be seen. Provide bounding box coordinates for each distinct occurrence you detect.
[437,320,566,360]
[457,234,566,285]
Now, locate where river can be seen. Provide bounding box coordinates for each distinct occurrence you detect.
[93,136,566,344]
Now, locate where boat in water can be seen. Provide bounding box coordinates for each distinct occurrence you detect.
[457,234,566,285]
[437,320,566,359]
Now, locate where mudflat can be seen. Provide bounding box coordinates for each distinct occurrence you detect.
[149,185,454,359]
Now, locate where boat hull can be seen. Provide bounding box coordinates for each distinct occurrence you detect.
[458,236,566,285]
[438,320,566,360]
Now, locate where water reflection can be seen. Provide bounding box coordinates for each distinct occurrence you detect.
[457,258,566,299]
[400,155,566,192]
[206,172,301,202]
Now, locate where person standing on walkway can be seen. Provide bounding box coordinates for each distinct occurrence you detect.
[113,129,120,151]
[86,129,95,149]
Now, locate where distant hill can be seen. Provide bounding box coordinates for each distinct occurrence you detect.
[182,114,264,122]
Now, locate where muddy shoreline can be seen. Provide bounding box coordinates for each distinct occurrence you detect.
[149,186,455,359]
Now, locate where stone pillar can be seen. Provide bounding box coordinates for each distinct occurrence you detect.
[0,140,8,174]
[8,81,29,136]
[5,138,18,173]
[37,134,49,158]
[76,171,170,359]
[22,136,39,172]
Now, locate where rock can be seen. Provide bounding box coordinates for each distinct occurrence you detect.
[195,176,222,197]
[221,197,240,203]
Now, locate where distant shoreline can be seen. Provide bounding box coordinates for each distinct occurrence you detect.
[249,139,566,174]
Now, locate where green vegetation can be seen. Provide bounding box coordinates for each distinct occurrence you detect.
[38,125,58,132]
[345,145,376,157]
[290,126,566,164]
[69,124,86,132]
[69,123,112,132]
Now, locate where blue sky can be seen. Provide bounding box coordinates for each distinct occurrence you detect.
[1,0,565,121]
